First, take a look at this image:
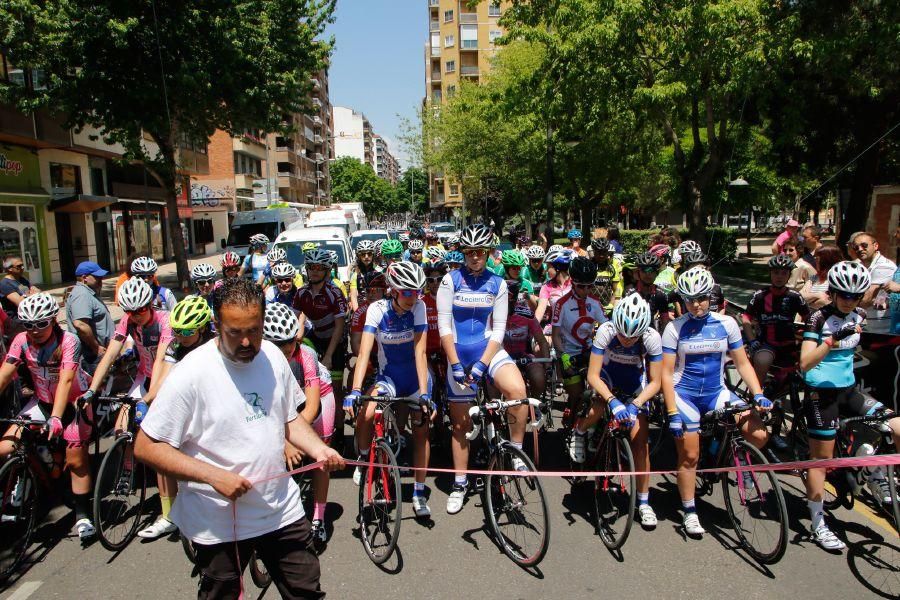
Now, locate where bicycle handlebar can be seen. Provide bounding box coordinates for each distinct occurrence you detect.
[515,357,553,366]
[0,418,46,430]
[466,398,541,441]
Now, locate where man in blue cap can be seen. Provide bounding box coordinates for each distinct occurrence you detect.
[66,261,114,374]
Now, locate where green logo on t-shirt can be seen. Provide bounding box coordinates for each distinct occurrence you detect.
[244,392,268,422]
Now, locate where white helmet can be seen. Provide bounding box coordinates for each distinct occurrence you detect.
[18,292,59,323]
[612,293,652,338]
[398,232,410,242]
[548,244,564,254]
[426,246,445,261]
[271,262,296,279]
[356,240,376,254]
[304,248,331,266]
[827,261,871,294]
[386,260,426,290]
[677,266,716,299]
[407,239,425,251]
[524,245,546,260]
[119,276,154,311]
[249,233,270,247]
[191,263,217,281]
[677,240,703,255]
[459,224,494,249]
[263,303,300,343]
[266,247,287,263]
[326,250,339,266]
[446,234,460,245]
[130,256,158,275]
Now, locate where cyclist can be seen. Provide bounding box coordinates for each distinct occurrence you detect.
[325,250,348,298]
[552,257,607,421]
[373,239,386,268]
[425,230,444,253]
[445,234,460,253]
[0,293,95,540]
[350,271,388,357]
[345,262,433,517]
[650,244,677,293]
[503,288,550,398]
[381,239,404,267]
[629,252,671,331]
[567,229,588,257]
[265,262,301,308]
[589,238,624,313]
[258,247,288,287]
[516,234,532,251]
[437,224,531,514]
[349,240,379,312]
[130,257,176,311]
[799,261,900,551]
[216,251,242,289]
[445,250,464,271]
[501,249,538,312]
[672,240,702,268]
[534,249,573,324]
[572,293,662,528]
[264,303,337,543]
[190,263,217,301]
[406,239,425,265]
[661,267,771,538]
[670,251,727,316]
[742,254,810,385]
[422,260,447,360]
[137,295,215,540]
[426,245,446,266]
[238,233,270,281]
[523,245,548,294]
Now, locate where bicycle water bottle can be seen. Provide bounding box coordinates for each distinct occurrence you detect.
[854,442,876,488]
[708,438,720,458]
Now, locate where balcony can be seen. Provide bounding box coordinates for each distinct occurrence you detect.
[314,134,323,144]
[233,136,267,161]
[460,13,477,24]
[312,97,322,108]
[314,152,324,163]
[460,65,480,77]
[312,115,322,126]
[310,78,320,90]
[316,170,324,179]
[431,70,442,81]
[428,0,438,6]
[430,20,439,31]
[234,173,259,190]
[431,45,441,57]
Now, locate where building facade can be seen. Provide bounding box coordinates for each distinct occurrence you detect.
[373,135,400,185]
[333,106,375,171]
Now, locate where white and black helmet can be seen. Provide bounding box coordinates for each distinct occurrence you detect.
[525,245,546,260]
[191,263,217,281]
[119,276,154,311]
[426,246,446,261]
[327,250,339,266]
[677,240,703,256]
[827,261,871,295]
[304,248,331,266]
[272,262,296,279]
[398,232,410,242]
[18,292,59,323]
[407,239,425,251]
[677,266,716,299]
[386,260,426,290]
[356,240,376,254]
[266,247,287,263]
[446,234,460,245]
[459,224,494,249]
[131,256,158,275]
[249,233,270,247]
[548,244,564,254]
[263,303,300,343]
[612,293,652,338]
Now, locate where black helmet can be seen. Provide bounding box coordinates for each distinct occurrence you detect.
[768,253,795,270]
[681,251,709,268]
[570,256,599,284]
[635,252,661,270]
[591,238,611,253]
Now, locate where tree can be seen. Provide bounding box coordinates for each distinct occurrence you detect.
[330,156,399,217]
[0,0,335,285]
[395,167,429,217]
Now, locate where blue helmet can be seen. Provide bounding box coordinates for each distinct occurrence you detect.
[567,228,583,240]
[445,250,465,265]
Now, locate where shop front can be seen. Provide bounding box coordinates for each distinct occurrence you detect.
[0,145,51,285]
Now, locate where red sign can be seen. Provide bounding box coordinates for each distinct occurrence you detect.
[177,178,193,219]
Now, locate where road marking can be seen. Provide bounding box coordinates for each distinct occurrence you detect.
[4,581,42,600]
[823,481,897,536]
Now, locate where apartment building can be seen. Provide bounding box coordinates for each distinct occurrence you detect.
[333,106,375,171]
[425,0,507,220]
[374,135,400,185]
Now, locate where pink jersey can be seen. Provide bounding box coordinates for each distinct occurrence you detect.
[503,313,543,358]
[289,344,334,398]
[5,330,90,404]
[539,278,572,311]
[113,310,174,378]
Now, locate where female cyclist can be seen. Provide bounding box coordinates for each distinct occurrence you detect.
[265,262,301,308]
[238,233,270,282]
[534,249,573,324]
[349,240,379,312]
[190,263,217,301]
[130,257,176,312]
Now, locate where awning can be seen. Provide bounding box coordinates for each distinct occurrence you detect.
[48,194,118,213]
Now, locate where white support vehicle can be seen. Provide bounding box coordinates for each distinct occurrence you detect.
[349,229,390,250]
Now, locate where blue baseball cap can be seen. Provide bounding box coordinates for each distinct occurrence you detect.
[75,261,109,277]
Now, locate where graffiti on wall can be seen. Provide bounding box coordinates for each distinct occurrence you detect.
[190,183,234,207]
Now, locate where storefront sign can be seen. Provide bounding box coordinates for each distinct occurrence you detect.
[0,154,23,176]
[0,146,42,192]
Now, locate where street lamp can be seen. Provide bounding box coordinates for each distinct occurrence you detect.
[728,176,752,254]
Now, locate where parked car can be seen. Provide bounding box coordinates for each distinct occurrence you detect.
[350,229,390,250]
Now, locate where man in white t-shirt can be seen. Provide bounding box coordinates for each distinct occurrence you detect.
[135,278,343,600]
[853,232,897,309]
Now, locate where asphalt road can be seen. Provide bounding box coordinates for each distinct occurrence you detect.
[1,421,898,600]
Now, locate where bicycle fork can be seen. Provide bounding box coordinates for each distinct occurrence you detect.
[365,412,393,506]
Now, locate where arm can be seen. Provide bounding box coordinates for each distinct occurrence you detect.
[771,240,780,255]
[414,332,429,398]
[437,275,462,365]
[551,326,564,356]
[799,338,831,373]
[87,337,126,393]
[350,332,376,392]
[285,416,344,471]
[534,297,549,323]
[350,330,362,356]
[299,381,321,425]
[71,319,101,355]
[586,351,614,400]
[661,353,678,415]
[859,283,882,309]
[0,361,18,394]
[728,346,763,396]
[634,359,662,408]
[4,291,24,307]
[533,327,550,358]
[142,339,172,403]
[49,369,76,421]
[478,279,509,366]
[322,317,344,368]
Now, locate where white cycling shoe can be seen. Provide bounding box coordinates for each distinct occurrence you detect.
[137,516,177,539]
[75,518,96,541]
[638,504,658,528]
[682,513,705,537]
[866,476,892,505]
[812,524,846,552]
[412,495,431,518]
[568,433,586,464]
[446,484,467,514]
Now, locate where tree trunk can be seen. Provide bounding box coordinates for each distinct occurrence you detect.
[837,125,882,249]
[147,132,191,290]
[688,184,707,247]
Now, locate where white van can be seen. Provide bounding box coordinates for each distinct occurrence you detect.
[274,226,353,284]
[224,207,304,257]
[307,205,368,236]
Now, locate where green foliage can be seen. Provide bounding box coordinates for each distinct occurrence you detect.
[395,167,429,216]
[330,157,401,217]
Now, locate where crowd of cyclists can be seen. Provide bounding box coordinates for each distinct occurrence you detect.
[1,217,899,572]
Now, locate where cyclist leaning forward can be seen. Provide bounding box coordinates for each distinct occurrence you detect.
[437,224,531,515]
[569,293,662,528]
[799,261,900,551]
[345,261,433,517]
[661,267,771,537]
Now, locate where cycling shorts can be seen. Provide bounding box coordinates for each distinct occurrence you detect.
[308,336,347,372]
[751,343,796,367]
[445,349,514,403]
[557,352,590,386]
[674,388,746,433]
[374,373,432,410]
[19,399,92,448]
[804,386,884,441]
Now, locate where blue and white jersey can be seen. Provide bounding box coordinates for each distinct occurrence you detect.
[152,286,176,312]
[591,321,662,395]
[661,312,743,397]
[364,298,427,378]
[436,268,509,357]
[242,253,268,282]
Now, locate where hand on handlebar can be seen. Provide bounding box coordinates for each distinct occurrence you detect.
[343,389,361,419]
[608,398,631,428]
[450,362,467,386]
[466,360,488,385]
[753,393,773,411]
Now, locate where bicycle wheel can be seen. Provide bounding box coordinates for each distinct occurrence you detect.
[591,431,636,550]
[721,440,788,564]
[382,408,403,459]
[0,457,37,580]
[483,443,550,568]
[357,440,402,564]
[93,434,147,551]
[646,396,668,458]
[249,551,272,588]
[887,464,900,533]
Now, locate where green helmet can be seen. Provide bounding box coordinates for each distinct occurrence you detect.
[301,242,317,252]
[170,296,211,331]
[501,249,527,268]
[381,239,404,257]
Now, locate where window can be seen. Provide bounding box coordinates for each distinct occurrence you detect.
[461,25,478,49]
[447,85,456,97]
[489,30,503,44]
[193,219,214,245]
[49,163,82,197]
[444,9,453,22]
[449,184,460,196]
[489,3,501,17]
[445,60,455,73]
[90,167,106,196]
[233,153,261,176]
[444,34,455,48]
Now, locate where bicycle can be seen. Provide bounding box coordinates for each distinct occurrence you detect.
[512,356,554,465]
[466,395,550,568]
[644,393,669,458]
[355,394,428,565]
[695,399,789,565]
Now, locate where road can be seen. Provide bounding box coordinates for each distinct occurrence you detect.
[2,424,898,600]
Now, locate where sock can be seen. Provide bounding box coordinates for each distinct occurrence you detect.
[510,441,523,451]
[638,492,649,506]
[454,475,467,487]
[313,501,326,522]
[413,482,425,498]
[159,496,173,520]
[74,492,91,522]
[682,499,696,514]
[808,500,824,531]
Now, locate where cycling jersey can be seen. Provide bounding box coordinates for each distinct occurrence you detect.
[164,329,216,364]
[628,281,669,321]
[522,265,547,293]
[743,287,809,349]
[6,329,90,404]
[113,309,174,378]
[508,275,534,297]
[662,312,743,397]
[350,304,368,335]
[538,278,572,316]
[593,258,623,311]
[421,294,441,354]
[349,265,380,292]
[551,291,607,355]
[242,253,268,281]
[265,285,299,308]
[292,281,348,343]
[591,321,662,395]
[654,266,677,293]
[152,285,176,312]
[503,313,543,358]
[289,343,336,442]
[802,305,865,389]
[364,298,428,398]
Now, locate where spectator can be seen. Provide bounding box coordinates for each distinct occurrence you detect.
[135,278,344,599]
[801,225,823,265]
[65,261,114,375]
[845,231,865,261]
[853,232,897,308]
[607,226,623,254]
[783,239,816,291]
[800,245,844,309]
[772,218,800,255]
[0,255,39,339]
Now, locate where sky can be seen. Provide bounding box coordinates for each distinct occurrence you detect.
[326,0,427,171]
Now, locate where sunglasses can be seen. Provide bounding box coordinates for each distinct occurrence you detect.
[224,266,239,273]
[137,274,155,281]
[357,252,373,258]
[396,289,419,298]
[195,279,214,286]
[426,276,443,283]
[463,248,490,257]
[275,277,294,284]
[853,242,870,250]
[573,282,594,289]
[306,264,329,272]
[22,319,52,331]
[640,267,659,273]
[684,295,710,304]
[530,258,543,263]
[383,254,402,261]
[834,291,863,301]
[126,305,151,316]
[9,264,24,270]
[174,328,198,337]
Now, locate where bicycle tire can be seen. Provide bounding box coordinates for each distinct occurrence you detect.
[93,435,146,551]
[721,440,788,565]
[249,551,272,588]
[0,457,37,581]
[591,431,636,551]
[382,408,403,459]
[483,443,550,568]
[358,440,402,565]
[887,464,900,534]
[646,396,669,458]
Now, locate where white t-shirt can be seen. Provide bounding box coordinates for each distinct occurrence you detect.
[865,252,897,286]
[141,339,304,544]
